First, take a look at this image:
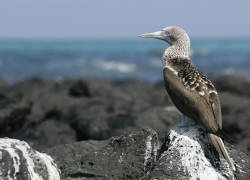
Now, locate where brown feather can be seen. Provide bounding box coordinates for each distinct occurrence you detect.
[163,57,235,170]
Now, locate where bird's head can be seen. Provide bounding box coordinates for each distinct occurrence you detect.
[139,26,190,46]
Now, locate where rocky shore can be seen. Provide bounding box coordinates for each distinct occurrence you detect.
[0,75,250,179]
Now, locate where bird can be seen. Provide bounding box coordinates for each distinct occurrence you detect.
[139,26,236,171]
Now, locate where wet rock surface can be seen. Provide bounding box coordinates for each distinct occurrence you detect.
[0,75,250,179]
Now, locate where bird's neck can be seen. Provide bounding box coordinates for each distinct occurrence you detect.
[163,39,191,67]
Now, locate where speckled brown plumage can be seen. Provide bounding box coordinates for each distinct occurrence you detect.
[168,57,217,93]
[164,56,222,133]
[163,56,236,170]
[140,26,236,170]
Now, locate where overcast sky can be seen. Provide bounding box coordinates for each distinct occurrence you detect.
[0,0,250,38]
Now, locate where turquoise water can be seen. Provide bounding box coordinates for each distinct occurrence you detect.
[0,39,250,83]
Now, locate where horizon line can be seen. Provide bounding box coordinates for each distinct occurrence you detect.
[1,36,250,41]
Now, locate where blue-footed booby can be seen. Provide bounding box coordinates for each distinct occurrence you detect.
[139,26,236,171]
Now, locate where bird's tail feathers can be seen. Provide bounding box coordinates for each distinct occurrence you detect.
[208,133,236,171]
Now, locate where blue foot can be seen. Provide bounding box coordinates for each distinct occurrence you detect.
[167,115,196,137]
[182,121,196,126]
[169,115,196,131]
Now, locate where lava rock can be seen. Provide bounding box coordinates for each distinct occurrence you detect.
[0,138,60,180]
[135,106,181,141]
[143,126,236,180]
[69,80,91,97]
[0,76,250,155]
[0,92,31,136]
[45,128,160,179]
[69,78,118,98]
[219,92,250,152]
[45,127,250,179]
[44,139,108,178]
[10,119,77,150]
[213,75,250,98]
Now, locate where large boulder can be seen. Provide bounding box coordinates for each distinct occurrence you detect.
[45,128,160,179]
[45,127,250,180]
[0,138,60,180]
[144,127,238,180]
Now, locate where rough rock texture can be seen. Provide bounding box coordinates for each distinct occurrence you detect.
[0,75,250,179]
[45,127,250,180]
[0,138,60,180]
[0,76,249,153]
[0,78,174,149]
[144,127,236,180]
[45,128,160,179]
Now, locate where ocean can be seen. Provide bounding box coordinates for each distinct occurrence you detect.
[0,38,250,84]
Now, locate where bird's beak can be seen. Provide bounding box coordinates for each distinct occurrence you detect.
[139,30,163,39]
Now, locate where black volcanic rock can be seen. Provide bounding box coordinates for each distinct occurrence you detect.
[68,78,119,98]
[0,92,31,136]
[69,80,91,97]
[0,77,172,148]
[44,127,250,180]
[44,139,109,178]
[213,75,250,98]
[219,92,250,152]
[10,119,77,150]
[1,75,250,179]
[135,106,181,142]
[45,128,160,179]
[0,75,249,155]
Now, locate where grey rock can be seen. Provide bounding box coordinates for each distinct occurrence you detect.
[45,128,160,179]
[213,75,250,98]
[143,126,250,180]
[0,138,60,180]
[219,92,250,152]
[44,139,108,178]
[135,106,181,142]
[10,119,77,150]
[0,76,250,154]
[0,92,31,136]
[46,126,250,179]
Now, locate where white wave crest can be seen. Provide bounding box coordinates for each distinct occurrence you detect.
[95,60,136,73]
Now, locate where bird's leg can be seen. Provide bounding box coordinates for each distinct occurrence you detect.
[182,115,196,126]
[170,115,186,129]
[166,115,196,137]
[176,115,196,127]
[181,114,185,126]
[167,115,197,137]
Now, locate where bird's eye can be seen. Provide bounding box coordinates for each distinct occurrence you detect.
[163,31,170,37]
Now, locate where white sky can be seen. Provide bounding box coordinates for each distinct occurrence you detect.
[0,0,250,38]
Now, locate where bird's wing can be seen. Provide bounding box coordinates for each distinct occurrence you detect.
[194,69,222,130]
[163,59,222,133]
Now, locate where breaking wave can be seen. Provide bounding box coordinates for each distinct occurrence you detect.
[94,60,136,73]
